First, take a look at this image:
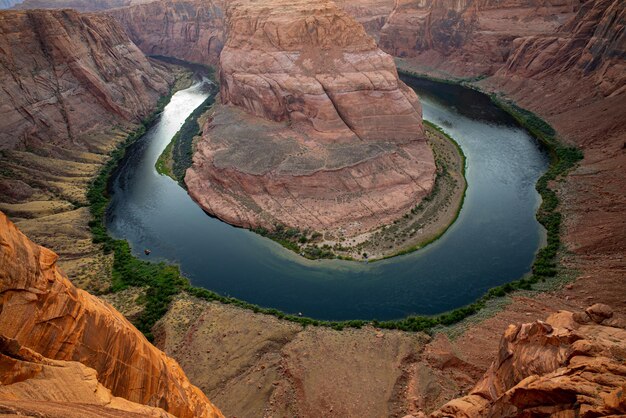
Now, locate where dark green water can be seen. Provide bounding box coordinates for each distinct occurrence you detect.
[106,76,548,321]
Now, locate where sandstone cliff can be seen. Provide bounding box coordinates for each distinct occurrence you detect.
[108,0,226,66]
[0,211,224,418]
[378,0,581,76]
[185,0,435,237]
[0,9,173,290]
[0,336,174,417]
[427,304,626,417]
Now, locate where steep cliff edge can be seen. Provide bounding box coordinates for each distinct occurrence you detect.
[108,0,226,66]
[0,211,224,418]
[377,0,580,77]
[185,0,435,239]
[0,9,173,290]
[0,336,175,417]
[427,305,626,417]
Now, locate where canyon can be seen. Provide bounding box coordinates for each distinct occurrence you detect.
[0,0,624,417]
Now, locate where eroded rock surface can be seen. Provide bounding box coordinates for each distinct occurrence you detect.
[0,336,174,417]
[0,9,173,290]
[378,0,580,76]
[430,305,626,417]
[186,0,435,237]
[0,211,223,418]
[109,0,226,66]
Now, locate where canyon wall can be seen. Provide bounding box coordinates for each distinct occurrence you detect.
[185,0,436,237]
[0,9,169,151]
[108,0,226,66]
[0,9,173,290]
[0,211,224,418]
[376,0,581,77]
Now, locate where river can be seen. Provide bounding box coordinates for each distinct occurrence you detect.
[106,75,549,321]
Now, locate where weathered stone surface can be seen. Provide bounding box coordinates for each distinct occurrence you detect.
[186,0,435,237]
[108,0,226,66]
[0,336,174,417]
[430,307,626,417]
[0,9,170,151]
[0,211,224,418]
[378,0,580,77]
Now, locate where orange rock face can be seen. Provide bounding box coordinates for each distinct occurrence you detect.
[108,0,226,66]
[0,9,171,151]
[0,211,224,418]
[186,0,435,237]
[430,305,626,417]
[0,336,174,417]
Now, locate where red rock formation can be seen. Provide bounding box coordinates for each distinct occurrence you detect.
[108,0,226,66]
[377,0,580,76]
[427,305,626,417]
[0,211,224,418]
[0,9,171,151]
[333,0,394,38]
[186,0,435,237]
[0,336,174,417]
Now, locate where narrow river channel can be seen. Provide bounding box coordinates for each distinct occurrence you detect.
[106,75,549,321]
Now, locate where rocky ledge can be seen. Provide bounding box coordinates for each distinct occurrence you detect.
[423,304,626,417]
[0,211,223,418]
[185,0,435,239]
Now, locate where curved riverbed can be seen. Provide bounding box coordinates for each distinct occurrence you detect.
[106,77,549,321]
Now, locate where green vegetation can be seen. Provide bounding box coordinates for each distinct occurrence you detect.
[252,224,336,259]
[156,91,216,185]
[372,120,467,261]
[89,70,582,338]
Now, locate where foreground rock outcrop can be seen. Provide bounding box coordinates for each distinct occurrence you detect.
[0,211,223,418]
[0,336,174,417]
[185,0,435,237]
[429,304,626,417]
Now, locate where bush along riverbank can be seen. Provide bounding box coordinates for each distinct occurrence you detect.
[155,90,217,186]
[89,73,582,338]
[249,121,466,262]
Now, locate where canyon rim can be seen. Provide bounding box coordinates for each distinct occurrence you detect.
[0,0,625,417]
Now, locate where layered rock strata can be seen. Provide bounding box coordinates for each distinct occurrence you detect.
[378,0,581,77]
[0,211,224,418]
[429,304,626,417]
[0,9,173,290]
[14,0,153,12]
[108,0,226,66]
[0,336,174,417]
[186,0,435,237]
